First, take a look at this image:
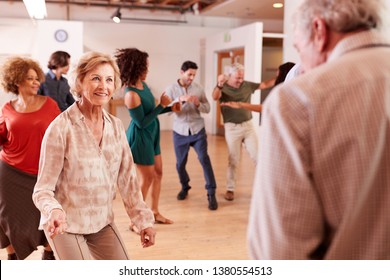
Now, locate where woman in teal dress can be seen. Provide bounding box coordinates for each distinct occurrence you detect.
[115,48,181,230]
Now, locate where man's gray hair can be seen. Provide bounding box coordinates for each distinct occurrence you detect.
[228,63,245,76]
[293,0,386,41]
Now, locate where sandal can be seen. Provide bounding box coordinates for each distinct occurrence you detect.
[154,213,173,224]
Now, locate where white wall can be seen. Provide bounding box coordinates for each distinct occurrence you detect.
[282,0,303,63]
[0,19,33,105]
[382,0,390,36]
[82,21,225,130]
[0,19,83,107]
[8,0,388,133]
[0,0,285,133]
[0,19,83,71]
[34,20,84,72]
[0,19,265,133]
[0,18,225,131]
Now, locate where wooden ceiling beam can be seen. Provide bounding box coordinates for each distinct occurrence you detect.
[198,0,226,13]
[181,0,198,9]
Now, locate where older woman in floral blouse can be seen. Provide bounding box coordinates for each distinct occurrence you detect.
[33,51,155,260]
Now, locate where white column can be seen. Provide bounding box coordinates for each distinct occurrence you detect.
[282,0,303,63]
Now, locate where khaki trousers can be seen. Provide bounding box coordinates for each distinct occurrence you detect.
[44,223,130,260]
[224,120,258,191]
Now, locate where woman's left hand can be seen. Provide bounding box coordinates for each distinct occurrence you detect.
[140,227,156,248]
[220,101,241,109]
[46,208,68,239]
[171,101,182,112]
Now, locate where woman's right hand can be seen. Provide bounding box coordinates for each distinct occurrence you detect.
[140,227,156,248]
[46,208,68,239]
[160,92,171,107]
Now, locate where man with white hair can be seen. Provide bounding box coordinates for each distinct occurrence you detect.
[248,0,390,259]
[212,63,262,201]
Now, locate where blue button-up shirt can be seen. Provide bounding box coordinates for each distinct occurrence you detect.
[39,70,75,112]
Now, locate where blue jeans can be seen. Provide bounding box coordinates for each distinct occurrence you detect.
[173,128,216,195]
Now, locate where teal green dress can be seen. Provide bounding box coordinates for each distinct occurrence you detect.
[126,82,171,165]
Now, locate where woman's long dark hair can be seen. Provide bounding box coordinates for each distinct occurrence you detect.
[274,62,295,86]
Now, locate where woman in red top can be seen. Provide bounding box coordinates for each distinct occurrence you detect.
[0,57,61,260]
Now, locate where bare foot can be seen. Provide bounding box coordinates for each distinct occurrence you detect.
[154,213,173,224]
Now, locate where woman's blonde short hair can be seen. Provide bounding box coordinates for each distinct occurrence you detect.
[68,51,122,98]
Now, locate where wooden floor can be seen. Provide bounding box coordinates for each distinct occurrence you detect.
[0,130,256,260]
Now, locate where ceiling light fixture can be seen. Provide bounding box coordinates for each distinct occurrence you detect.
[273,3,284,9]
[112,7,121,23]
[23,0,47,20]
[192,3,199,16]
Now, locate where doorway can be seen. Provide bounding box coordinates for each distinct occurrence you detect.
[215,48,244,136]
[259,37,283,125]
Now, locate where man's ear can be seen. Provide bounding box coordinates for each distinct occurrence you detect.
[312,17,328,52]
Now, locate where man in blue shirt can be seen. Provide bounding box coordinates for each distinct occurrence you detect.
[165,61,218,210]
[39,51,74,111]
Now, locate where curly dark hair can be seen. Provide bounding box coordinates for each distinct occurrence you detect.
[115,48,149,86]
[0,56,45,95]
